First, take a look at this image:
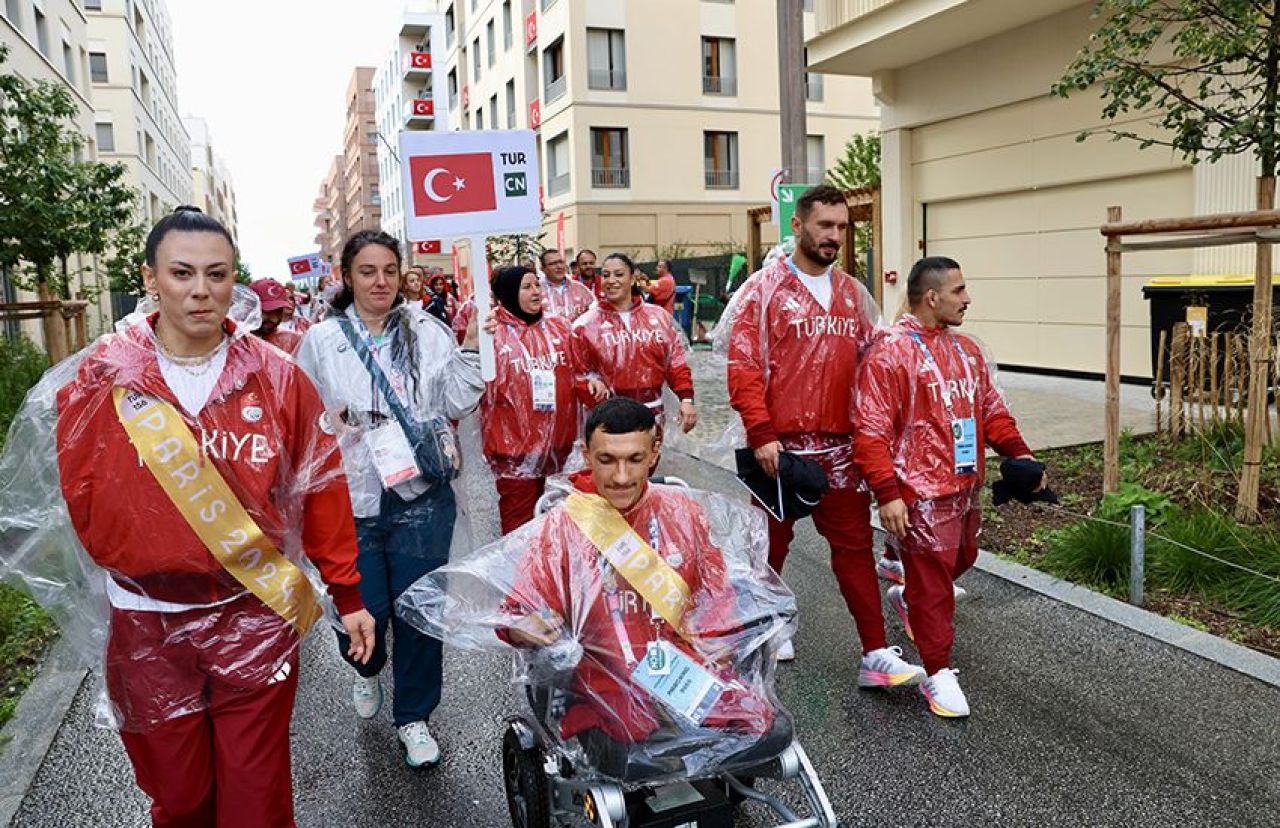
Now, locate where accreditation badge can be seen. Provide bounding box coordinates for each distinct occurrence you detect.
[951,417,978,475]
[531,368,556,411]
[364,421,421,488]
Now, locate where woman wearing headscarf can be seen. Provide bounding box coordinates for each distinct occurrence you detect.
[480,266,599,533]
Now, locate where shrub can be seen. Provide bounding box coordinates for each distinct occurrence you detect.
[1097,482,1175,525]
[1041,520,1132,589]
[0,334,49,449]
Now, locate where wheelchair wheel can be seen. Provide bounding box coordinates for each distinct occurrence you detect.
[503,725,551,828]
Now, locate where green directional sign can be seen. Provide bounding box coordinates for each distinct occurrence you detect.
[777,184,808,243]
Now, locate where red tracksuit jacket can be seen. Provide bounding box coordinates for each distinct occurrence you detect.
[854,315,1031,505]
[726,258,879,449]
[571,298,695,406]
[505,472,774,743]
[55,317,363,615]
[541,275,595,321]
[481,308,581,478]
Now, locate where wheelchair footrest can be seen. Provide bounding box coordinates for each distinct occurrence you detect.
[625,778,734,828]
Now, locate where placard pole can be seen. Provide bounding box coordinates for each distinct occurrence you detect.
[468,234,496,381]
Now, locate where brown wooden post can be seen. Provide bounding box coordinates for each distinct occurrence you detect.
[1236,176,1276,522]
[872,186,884,307]
[1209,333,1220,427]
[746,210,762,274]
[1104,206,1123,493]
[1154,329,1167,433]
[1171,324,1187,438]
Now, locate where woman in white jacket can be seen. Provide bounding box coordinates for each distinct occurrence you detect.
[297,230,486,768]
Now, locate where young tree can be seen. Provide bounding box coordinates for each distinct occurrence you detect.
[0,44,136,356]
[1053,0,1280,521]
[825,132,881,191]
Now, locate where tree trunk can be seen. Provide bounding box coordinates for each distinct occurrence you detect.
[36,272,69,363]
[1235,175,1276,522]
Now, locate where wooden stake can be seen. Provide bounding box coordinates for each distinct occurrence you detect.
[1236,175,1276,522]
[1171,324,1186,439]
[1210,333,1220,427]
[1155,328,1168,433]
[1104,206,1123,493]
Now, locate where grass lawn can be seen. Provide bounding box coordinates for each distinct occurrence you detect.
[980,424,1280,658]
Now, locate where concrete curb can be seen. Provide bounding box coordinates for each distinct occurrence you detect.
[974,550,1280,690]
[0,637,87,827]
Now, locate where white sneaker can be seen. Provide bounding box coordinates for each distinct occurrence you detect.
[875,557,905,585]
[887,585,913,642]
[777,640,795,662]
[857,646,925,689]
[398,720,441,768]
[953,583,969,601]
[352,675,382,720]
[921,668,970,718]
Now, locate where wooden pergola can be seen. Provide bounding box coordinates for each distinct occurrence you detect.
[745,185,883,305]
[0,299,89,362]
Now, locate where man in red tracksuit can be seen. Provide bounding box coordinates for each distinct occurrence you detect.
[855,256,1040,718]
[501,398,791,781]
[539,248,595,321]
[727,184,924,689]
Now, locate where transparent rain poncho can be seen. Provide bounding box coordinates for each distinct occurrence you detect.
[0,290,362,731]
[397,477,798,783]
[856,315,1024,552]
[704,243,883,487]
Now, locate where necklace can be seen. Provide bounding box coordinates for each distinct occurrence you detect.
[154,330,228,375]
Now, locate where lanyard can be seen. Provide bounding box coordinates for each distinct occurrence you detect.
[908,331,975,418]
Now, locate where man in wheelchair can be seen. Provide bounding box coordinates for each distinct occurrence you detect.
[499,397,796,782]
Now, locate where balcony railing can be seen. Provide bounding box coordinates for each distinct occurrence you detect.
[545,74,567,102]
[588,68,626,90]
[704,169,739,189]
[805,74,824,102]
[591,167,630,188]
[548,172,570,196]
[702,74,737,96]
[816,0,901,36]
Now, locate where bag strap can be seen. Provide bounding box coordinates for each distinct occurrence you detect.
[337,317,420,439]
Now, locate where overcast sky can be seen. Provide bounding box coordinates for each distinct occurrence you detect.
[170,1,408,279]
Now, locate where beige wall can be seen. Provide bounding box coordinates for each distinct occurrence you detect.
[430,0,878,262]
[825,2,1271,379]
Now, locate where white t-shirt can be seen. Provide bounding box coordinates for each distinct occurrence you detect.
[795,271,832,311]
[156,345,229,417]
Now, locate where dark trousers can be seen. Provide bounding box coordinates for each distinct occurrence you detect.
[336,485,455,726]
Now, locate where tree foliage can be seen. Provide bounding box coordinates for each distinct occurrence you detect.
[826,132,881,191]
[1052,0,1280,177]
[0,44,136,299]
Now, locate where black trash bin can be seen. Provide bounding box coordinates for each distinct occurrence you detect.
[1141,275,1279,385]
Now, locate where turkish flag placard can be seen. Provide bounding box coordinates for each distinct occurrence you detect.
[413,99,434,116]
[409,152,497,218]
[410,52,431,69]
[289,259,309,276]
[413,240,442,254]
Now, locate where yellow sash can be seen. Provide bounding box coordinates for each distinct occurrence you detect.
[112,387,323,635]
[564,492,692,633]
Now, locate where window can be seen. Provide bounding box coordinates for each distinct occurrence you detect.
[505,80,516,128]
[806,134,825,184]
[502,1,513,50]
[704,131,738,188]
[85,0,102,9]
[62,39,75,82]
[90,51,108,83]
[476,108,484,130]
[586,29,626,90]
[591,128,629,188]
[34,7,50,58]
[95,120,115,152]
[486,19,496,66]
[702,37,736,95]
[472,37,481,80]
[448,68,458,108]
[445,5,455,48]
[2,0,21,26]
[547,131,570,195]
[489,95,498,130]
[804,49,823,101]
[543,37,566,101]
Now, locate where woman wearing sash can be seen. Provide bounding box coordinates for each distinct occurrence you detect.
[480,266,603,534]
[49,207,376,826]
[296,230,487,768]
[570,252,698,436]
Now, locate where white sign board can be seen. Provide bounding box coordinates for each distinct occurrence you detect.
[287,253,324,281]
[398,129,541,240]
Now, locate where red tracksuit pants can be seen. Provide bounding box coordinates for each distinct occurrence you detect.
[897,493,982,675]
[495,476,547,535]
[106,599,300,827]
[763,487,887,654]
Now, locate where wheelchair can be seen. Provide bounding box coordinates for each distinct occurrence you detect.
[503,477,842,828]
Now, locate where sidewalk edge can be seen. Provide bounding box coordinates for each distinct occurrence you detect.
[974,549,1280,690]
[0,637,87,827]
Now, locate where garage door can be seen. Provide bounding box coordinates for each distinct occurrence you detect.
[923,171,1195,378]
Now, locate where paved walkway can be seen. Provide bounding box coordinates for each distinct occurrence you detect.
[998,370,1157,451]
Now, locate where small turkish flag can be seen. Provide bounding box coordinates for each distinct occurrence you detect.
[413,99,434,116]
[414,240,442,254]
[411,52,431,69]
[289,259,310,276]
[409,152,497,217]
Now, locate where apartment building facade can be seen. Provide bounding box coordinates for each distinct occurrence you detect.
[390,0,877,263]
[808,0,1274,379]
[312,67,382,268]
[1,0,115,341]
[87,0,190,226]
[184,115,239,246]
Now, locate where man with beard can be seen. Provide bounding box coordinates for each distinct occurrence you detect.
[576,249,604,301]
[540,248,595,321]
[726,185,924,690]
